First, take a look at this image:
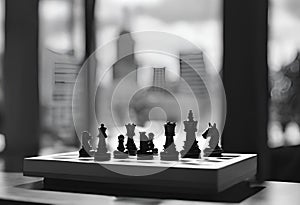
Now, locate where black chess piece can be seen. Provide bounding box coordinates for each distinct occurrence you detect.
[137,132,153,160]
[148,132,158,155]
[180,110,201,158]
[94,124,111,161]
[202,122,223,157]
[117,135,125,152]
[113,135,128,159]
[125,123,137,156]
[79,131,94,157]
[160,121,179,161]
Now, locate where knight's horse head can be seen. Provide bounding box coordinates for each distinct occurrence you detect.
[202,122,218,139]
[202,128,210,139]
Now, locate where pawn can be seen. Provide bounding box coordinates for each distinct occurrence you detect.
[94,124,111,161]
[117,135,126,152]
[148,133,158,155]
[113,135,128,159]
[79,131,94,157]
[202,123,223,157]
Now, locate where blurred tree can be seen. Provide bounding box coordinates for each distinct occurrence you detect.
[271,52,300,131]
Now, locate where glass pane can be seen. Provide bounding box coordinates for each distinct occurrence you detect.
[269,0,300,147]
[38,0,224,155]
[85,0,224,152]
[39,0,85,154]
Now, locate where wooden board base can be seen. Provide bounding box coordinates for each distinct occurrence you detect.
[23,152,257,194]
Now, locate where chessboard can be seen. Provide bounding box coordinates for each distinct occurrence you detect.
[23,152,257,195]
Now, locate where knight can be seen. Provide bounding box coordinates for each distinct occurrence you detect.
[148,132,158,155]
[137,132,153,160]
[79,131,94,157]
[202,122,223,157]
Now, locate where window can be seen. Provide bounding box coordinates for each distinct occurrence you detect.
[87,0,224,150]
[39,0,85,154]
[37,0,224,154]
[269,0,300,147]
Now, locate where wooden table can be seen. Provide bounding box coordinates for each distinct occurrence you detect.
[0,172,299,205]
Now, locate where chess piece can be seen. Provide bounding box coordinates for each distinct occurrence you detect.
[202,122,223,157]
[117,135,125,152]
[148,132,158,155]
[94,124,111,161]
[137,132,153,160]
[180,110,201,158]
[113,135,128,159]
[79,131,94,157]
[160,121,179,161]
[125,123,137,156]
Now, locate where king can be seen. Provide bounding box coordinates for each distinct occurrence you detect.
[180,110,201,158]
[94,124,111,161]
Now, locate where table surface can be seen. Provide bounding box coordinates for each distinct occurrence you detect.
[0,172,300,205]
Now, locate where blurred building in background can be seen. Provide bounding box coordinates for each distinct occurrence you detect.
[113,9,138,82]
[52,59,80,143]
[151,67,166,92]
[179,52,208,97]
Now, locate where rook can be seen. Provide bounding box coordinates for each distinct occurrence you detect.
[160,121,179,161]
[125,123,137,156]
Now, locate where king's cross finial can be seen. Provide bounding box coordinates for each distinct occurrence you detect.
[188,110,194,121]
